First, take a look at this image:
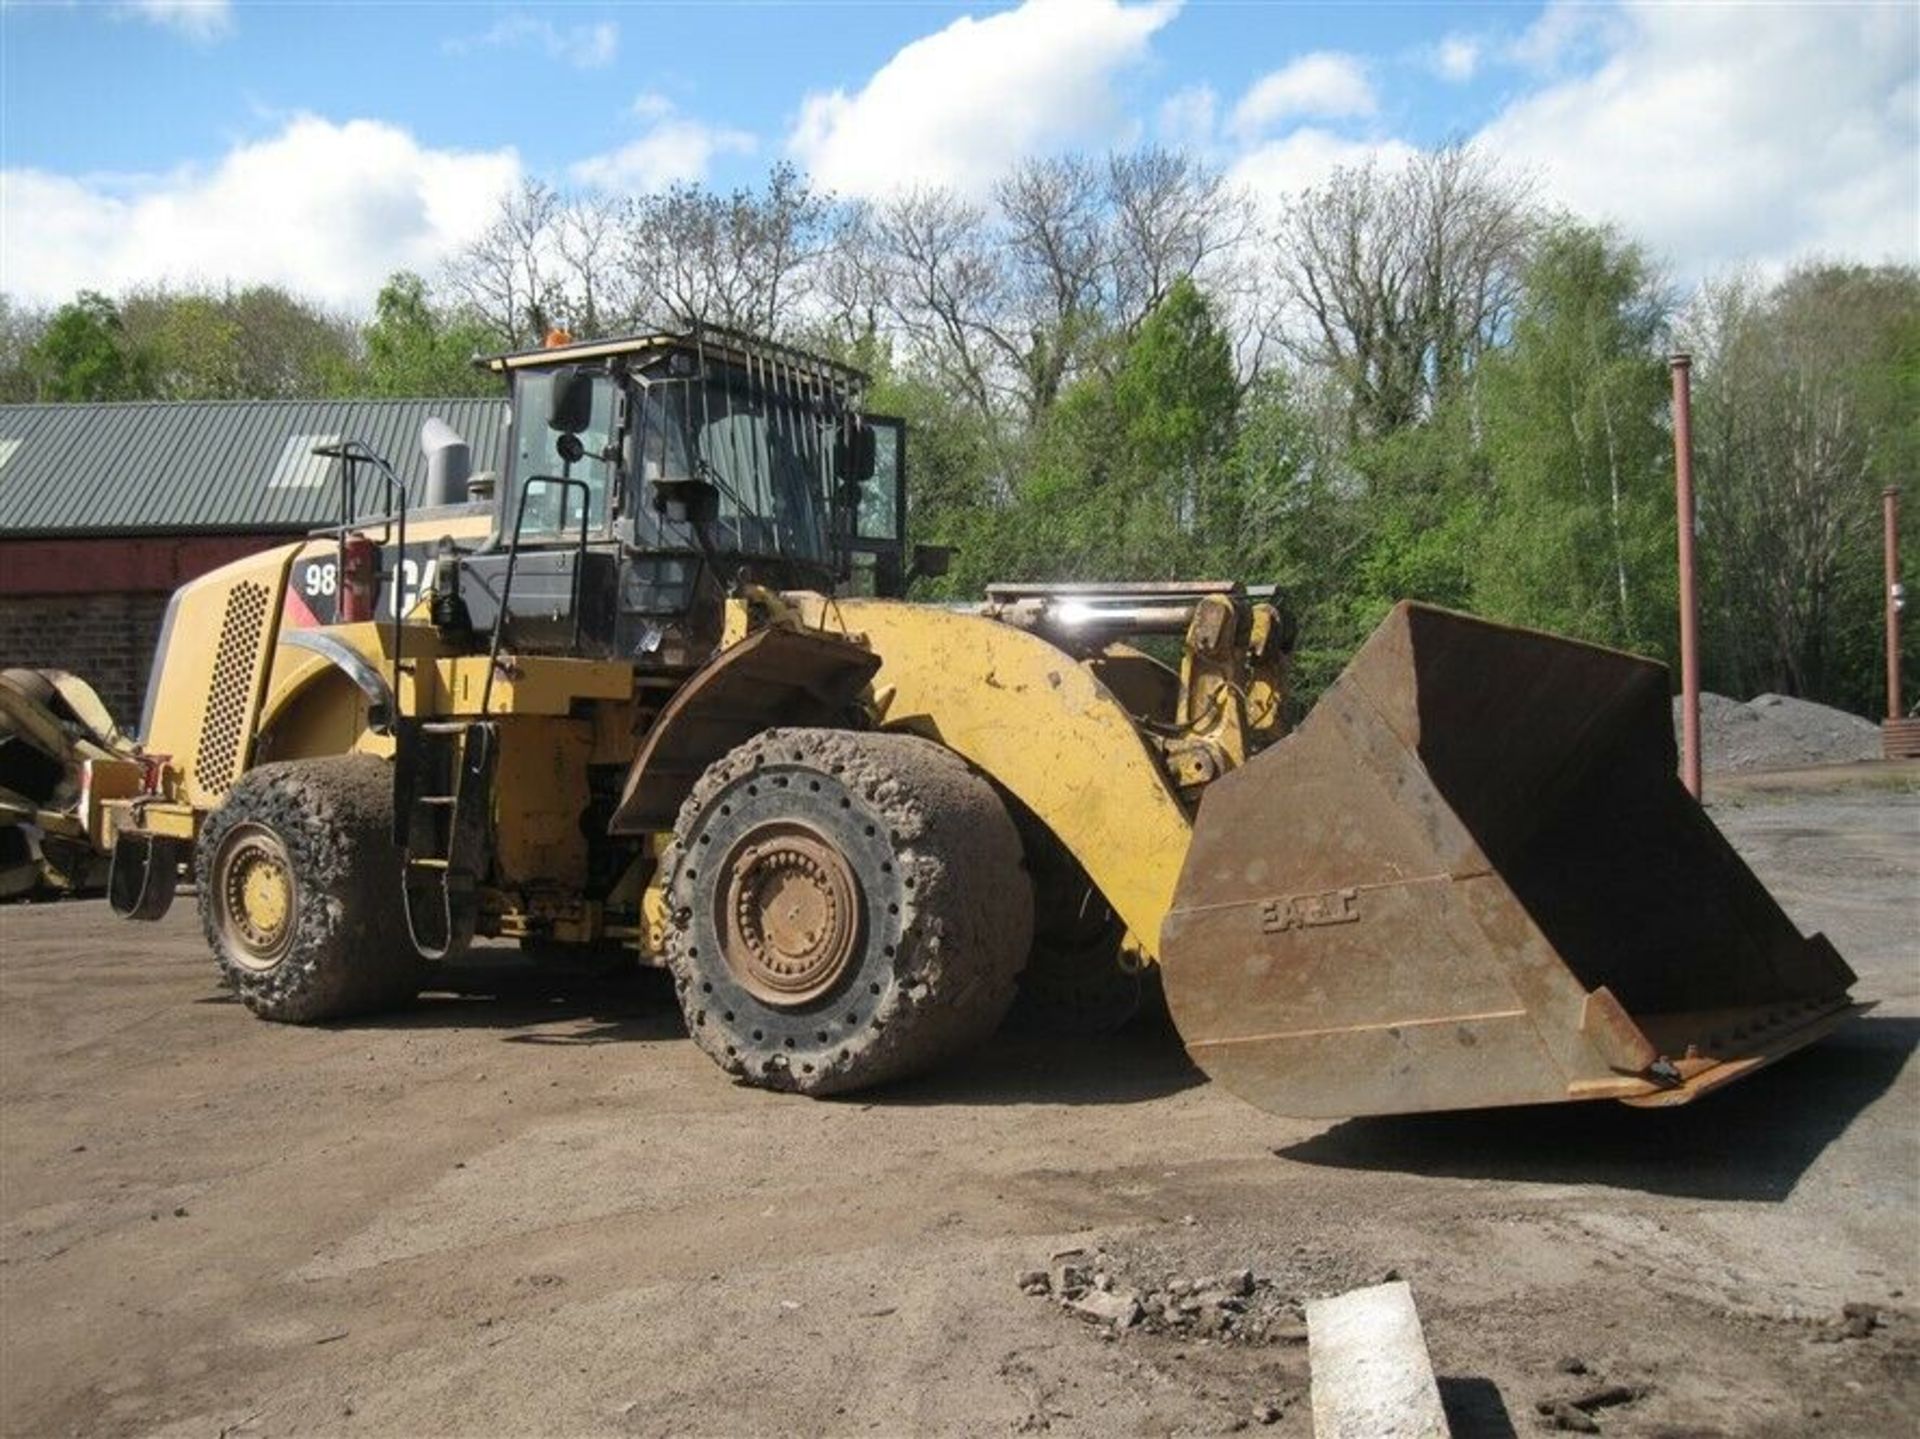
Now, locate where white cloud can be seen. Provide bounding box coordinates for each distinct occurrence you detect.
[1157,85,1218,151]
[447,13,618,70]
[1477,0,1920,276]
[789,0,1179,198]
[1505,0,1622,73]
[1229,53,1376,139]
[0,117,520,309]
[571,99,757,193]
[122,0,231,40]
[630,91,677,123]
[1433,35,1479,84]
[1226,128,1417,217]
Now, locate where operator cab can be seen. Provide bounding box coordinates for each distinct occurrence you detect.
[452,325,911,669]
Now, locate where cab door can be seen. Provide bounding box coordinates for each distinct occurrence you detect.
[843,415,907,597]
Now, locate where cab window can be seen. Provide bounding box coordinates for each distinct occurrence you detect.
[856,420,903,543]
[510,370,619,536]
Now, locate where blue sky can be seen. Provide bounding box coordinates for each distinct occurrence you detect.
[2,1,1914,308]
[5,3,1533,178]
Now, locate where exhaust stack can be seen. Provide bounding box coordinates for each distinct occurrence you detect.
[420,418,472,508]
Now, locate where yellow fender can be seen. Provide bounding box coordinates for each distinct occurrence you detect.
[794,597,1194,962]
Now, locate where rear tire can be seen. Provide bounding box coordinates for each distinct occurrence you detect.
[196,755,421,1022]
[1008,833,1150,1035]
[664,728,1033,1095]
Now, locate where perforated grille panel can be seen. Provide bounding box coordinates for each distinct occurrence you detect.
[195,582,270,794]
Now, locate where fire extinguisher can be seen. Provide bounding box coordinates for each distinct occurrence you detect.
[338,533,377,622]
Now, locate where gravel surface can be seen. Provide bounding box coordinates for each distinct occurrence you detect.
[1678,691,1884,772]
[2,772,1914,1437]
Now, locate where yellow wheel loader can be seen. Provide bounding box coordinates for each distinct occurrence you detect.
[87,325,1865,1117]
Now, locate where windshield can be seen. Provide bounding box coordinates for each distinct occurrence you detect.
[636,376,831,564]
[509,370,619,536]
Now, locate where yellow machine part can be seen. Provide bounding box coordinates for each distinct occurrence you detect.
[789,594,1194,962]
[490,717,595,885]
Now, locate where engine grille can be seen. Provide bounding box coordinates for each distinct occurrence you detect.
[195,582,270,794]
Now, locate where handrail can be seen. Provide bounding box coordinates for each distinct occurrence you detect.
[310,439,409,734]
[480,475,591,716]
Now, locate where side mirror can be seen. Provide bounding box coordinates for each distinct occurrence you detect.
[547,366,595,435]
[834,422,877,482]
[908,543,953,583]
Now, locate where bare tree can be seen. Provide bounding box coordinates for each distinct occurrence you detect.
[872,187,1008,419]
[0,295,49,402]
[445,179,567,347]
[992,155,1106,414]
[552,192,636,338]
[869,149,1256,423]
[812,200,888,351]
[1274,144,1534,437]
[446,149,1259,423]
[1107,148,1253,332]
[622,163,833,336]
[1411,146,1533,400]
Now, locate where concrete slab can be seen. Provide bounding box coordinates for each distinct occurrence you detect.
[1307,1280,1449,1439]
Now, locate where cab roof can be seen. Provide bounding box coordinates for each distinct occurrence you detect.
[480,323,868,392]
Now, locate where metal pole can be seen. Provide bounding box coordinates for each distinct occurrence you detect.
[1886,485,1903,722]
[1670,354,1702,799]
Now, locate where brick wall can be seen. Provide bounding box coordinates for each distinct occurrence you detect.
[0,534,289,733]
[0,591,173,731]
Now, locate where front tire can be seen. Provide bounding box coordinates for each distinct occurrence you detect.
[195,755,421,1022]
[664,728,1033,1095]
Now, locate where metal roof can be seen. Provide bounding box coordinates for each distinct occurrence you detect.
[0,398,511,537]
[483,323,869,387]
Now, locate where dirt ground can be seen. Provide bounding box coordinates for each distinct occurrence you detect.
[2,770,1915,1438]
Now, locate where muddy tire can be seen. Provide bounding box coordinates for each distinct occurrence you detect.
[195,755,421,1023]
[664,728,1033,1096]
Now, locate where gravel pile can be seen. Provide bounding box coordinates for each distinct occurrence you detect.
[1676,692,1882,773]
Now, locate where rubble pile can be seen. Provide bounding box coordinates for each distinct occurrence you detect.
[1017,1246,1310,1344]
[1816,1299,1893,1342]
[1531,1376,1643,1434]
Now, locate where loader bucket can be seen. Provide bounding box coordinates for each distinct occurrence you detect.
[1161,602,1865,1119]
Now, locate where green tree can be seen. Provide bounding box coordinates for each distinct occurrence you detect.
[123,291,245,398]
[1111,277,1240,554]
[121,285,360,399]
[1473,224,1674,656]
[26,292,152,400]
[862,360,1009,600]
[1690,263,1920,708]
[1006,279,1240,582]
[1218,371,1351,708]
[1345,405,1486,619]
[0,295,47,402]
[362,273,498,397]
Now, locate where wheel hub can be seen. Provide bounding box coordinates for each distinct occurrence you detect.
[719,822,862,1006]
[214,823,295,972]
